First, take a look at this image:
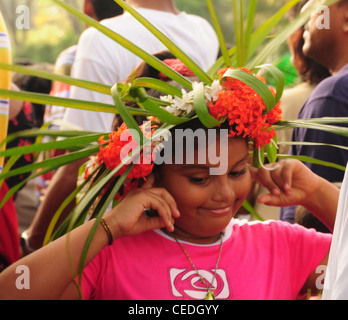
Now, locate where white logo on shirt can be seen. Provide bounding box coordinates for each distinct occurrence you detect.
[169,268,230,299]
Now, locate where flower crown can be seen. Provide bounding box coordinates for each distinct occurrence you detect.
[82,60,282,200]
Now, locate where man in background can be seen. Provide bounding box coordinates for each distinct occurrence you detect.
[280,0,348,223]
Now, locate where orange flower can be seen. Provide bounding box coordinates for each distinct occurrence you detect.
[97,122,155,180]
[209,67,282,148]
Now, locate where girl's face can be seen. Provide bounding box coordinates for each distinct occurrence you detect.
[156,137,251,244]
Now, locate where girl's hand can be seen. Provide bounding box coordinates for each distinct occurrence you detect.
[104,174,180,240]
[249,159,322,208]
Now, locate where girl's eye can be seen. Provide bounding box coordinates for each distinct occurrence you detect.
[189,177,209,184]
[229,168,246,177]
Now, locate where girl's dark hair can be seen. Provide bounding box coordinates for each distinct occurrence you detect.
[90,0,124,20]
[293,30,331,84]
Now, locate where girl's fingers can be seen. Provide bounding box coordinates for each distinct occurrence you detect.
[249,165,281,196]
[141,187,180,228]
[250,160,294,196]
[141,173,155,189]
[147,187,180,219]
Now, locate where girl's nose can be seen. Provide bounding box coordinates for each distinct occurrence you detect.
[211,178,235,203]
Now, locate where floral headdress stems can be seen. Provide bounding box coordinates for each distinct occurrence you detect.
[86,64,282,200]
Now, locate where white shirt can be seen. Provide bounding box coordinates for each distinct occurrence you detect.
[323,163,348,299]
[64,8,219,132]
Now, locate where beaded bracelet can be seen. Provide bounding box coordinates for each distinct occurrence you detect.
[100,218,113,245]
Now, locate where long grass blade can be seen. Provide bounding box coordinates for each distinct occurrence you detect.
[243,199,265,221]
[1,129,104,149]
[77,164,133,285]
[244,0,258,60]
[278,154,346,171]
[0,145,99,180]
[0,62,111,95]
[206,0,231,67]
[130,87,191,125]
[278,140,348,152]
[0,88,150,117]
[223,68,276,111]
[276,120,348,137]
[0,133,103,157]
[194,82,222,128]
[111,85,144,145]
[232,0,242,67]
[43,162,104,245]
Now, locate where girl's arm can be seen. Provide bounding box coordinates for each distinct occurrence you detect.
[251,159,339,295]
[0,175,179,299]
[250,159,339,231]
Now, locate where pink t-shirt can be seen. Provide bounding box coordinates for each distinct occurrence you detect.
[80,219,331,300]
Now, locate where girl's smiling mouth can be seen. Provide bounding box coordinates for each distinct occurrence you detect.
[202,206,233,216]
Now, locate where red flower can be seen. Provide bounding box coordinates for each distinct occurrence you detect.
[209,67,282,148]
[97,122,155,181]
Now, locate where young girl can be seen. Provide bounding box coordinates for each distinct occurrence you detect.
[0,57,338,300]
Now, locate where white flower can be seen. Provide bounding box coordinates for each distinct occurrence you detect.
[205,80,222,103]
[160,80,222,117]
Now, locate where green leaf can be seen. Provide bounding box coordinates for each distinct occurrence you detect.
[130,77,183,97]
[265,137,278,163]
[277,140,348,152]
[0,129,103,149]
[244,0,258,61]
[77,164,134,282]
[207,46,237,77]
[0,154,20,192]
[111,85,144,146]
[276,120,348,137]
[0,62,111,95]
[253,63,285,111]
[242,200,265,221]
[0,145,99,180]
[222,68,276,111]
[43,162,104,246]
[246,0,301,63]
[277,154,346,172]
[207,0,301,74]
[0,163,59,210]
[193,82,222,128]
[206,0,231,67]
[252,147,264,168]
[0,133,104,157]
[132,87,191,125]
[0,88,149,116]
[232,0,243,67]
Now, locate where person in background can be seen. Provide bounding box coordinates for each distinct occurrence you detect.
[6,63,53,244]
[279,0,348,224]
[44,0,124,126]
[253,0,331,222]
[25,0,220,252]
[277,0,330,156]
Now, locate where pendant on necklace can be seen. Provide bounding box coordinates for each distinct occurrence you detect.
[205,291,216,300]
